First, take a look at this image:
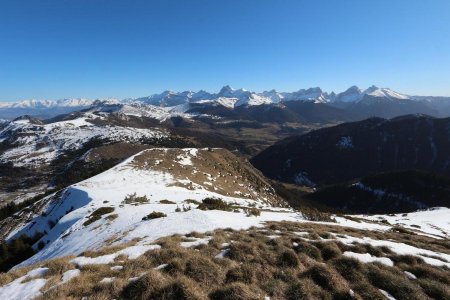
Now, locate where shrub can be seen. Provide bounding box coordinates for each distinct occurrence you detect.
[0,231,43,272]
[244,208,261,217]
[226,266,254,284]
[83,207,115,226]
[209,282,261,300]
[285,279,331,300]
[352,280,386,300]
[403,264,450,284]
[164,258,186,275]
[123,193,149,204]
[331,256,366,282]
[301,207,335,222]
[47,219,56,229]
[45,258,73,276]
[37,241,46,250]
[300,264,349,293]
[278,249,299,267]
[160,199,176,204]
[342,215,362,223]
[366,264,427,300]
[106,214,118,221]
[390,254,424,265]
[185,232,204,238]
[320,242,342,260]
[197,198,233,211]
[227,242,255,262]
[293,241,322,260]
[121,270,167,299]
[184,199,200,205]
[390,226,413,235]
[184,256,221,286]
[417,278,450,300]
[142,211,167,220]
[158,276,208,300]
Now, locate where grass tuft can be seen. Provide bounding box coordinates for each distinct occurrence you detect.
[209,282,261,300]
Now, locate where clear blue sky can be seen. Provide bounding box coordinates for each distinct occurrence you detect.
[1,0,450,101]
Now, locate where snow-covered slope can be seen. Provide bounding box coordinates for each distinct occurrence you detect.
[0,113,168,167]
[3,148,295,266]
[352,207,450,239]
[364,85,409,100]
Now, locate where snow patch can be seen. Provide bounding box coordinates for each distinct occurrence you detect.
[343,251,394,266]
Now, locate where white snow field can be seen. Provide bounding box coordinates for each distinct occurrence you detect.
[352,207,450,239]
[0,267,49,299]
[6,148,299,267]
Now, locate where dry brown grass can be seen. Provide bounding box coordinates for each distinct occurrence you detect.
[130,148,284,206]
[209,282,262,300]
[2,220,449,300]
[366,263,429,299]
[285,278,332,300]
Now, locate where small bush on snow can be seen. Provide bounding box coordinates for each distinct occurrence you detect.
[83,207,115,226]
[142,211,167,220]
[197,198,233,211]
[123,193,149,204]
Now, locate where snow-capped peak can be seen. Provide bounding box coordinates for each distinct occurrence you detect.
[259,89,284,103]
[333,86,363,102]
[282,87,329,103]
[363,86,409,100]
[333,85,410,102]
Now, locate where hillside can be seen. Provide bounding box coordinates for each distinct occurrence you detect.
[0,148,294,269]
[0,110,197,206]
[251,115,450,186]
[305,171,450,214]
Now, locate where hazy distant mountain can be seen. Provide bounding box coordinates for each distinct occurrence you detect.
[0,98,118,120]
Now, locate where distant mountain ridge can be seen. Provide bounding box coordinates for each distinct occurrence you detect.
[1,85,450,120]
[132,85,412,107]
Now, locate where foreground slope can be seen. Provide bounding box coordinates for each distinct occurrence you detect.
[1,148,296,267]
[1,219,449,300]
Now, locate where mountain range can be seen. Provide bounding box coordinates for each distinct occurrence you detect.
[1,85,450,120]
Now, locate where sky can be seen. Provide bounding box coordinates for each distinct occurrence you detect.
[0,0,450,101]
